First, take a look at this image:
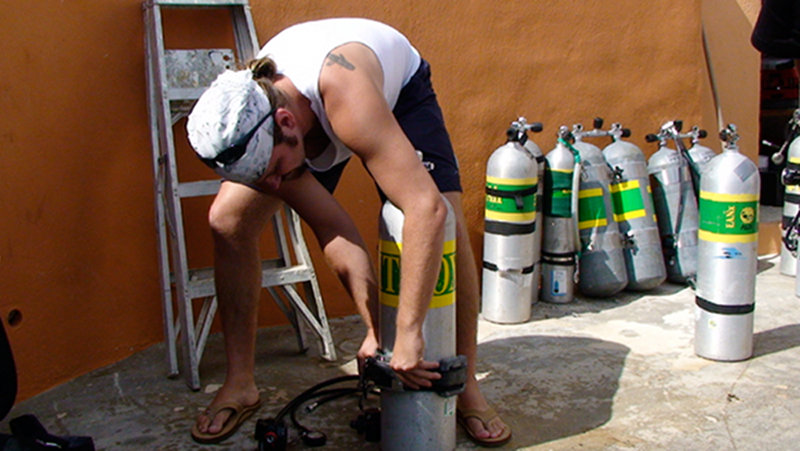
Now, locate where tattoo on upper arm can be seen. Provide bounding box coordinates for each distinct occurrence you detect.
[326,53,355,70]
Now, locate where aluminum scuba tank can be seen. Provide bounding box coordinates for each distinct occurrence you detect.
[378,188,458,449]
[646,122,699,284]
[603,123,667,291]
[781,136,800,295]
[686,126,716,185]
[522,120,546,303]
[695,124,759,361]
[481,118,542,323]
[571,121,628,297]
[775,110,800,277]
[541,126,580,303]
[668,121,711,199]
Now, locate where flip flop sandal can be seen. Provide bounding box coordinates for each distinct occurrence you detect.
[191,398,262,444]
[457,406,512,448]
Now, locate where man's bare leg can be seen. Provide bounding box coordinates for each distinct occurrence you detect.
[195,182,282,435]
[443,191,509,440]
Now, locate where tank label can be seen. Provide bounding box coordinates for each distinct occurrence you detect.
[609,179,646,222]
[698,191,759,243]
[379,239,456,309]
[549,268,568,296]
[544,168,573,218]
[485,175,537,223]
[578,188,608,229]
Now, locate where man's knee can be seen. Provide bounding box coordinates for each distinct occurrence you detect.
[208,201,243,242]
[208,186,279,245]
[207,198,263,247]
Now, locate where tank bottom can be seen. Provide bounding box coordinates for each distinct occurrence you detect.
[381,391,457,451]
[541,264,574,304]
[694,306,753,361]
[625,275,666,291]
[481,270,532,324]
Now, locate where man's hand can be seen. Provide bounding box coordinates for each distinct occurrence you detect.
[357,331,380,375]
[389,328,441,390]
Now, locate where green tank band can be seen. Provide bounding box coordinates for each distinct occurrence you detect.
[544,169,573,217]
[578,188,607,229]
[609,179,646,222]
[485,175,537,222]
[698,193,758,242]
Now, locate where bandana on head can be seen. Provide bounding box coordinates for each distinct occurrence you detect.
[187,69,275,184]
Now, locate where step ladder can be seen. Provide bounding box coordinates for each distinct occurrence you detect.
[143,0,337,390]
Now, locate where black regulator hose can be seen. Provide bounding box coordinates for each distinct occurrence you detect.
[256,375,361,450]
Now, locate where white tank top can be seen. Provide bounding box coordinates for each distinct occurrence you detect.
[257,18,421,171]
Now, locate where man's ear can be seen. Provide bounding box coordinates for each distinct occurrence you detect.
[274,107,296,130]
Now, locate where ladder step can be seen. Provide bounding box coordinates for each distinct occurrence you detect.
[168,88,206,101]
[187,264,317,298]
[177,180,222,198]
[150,0,250,7]
[166,49,234,90]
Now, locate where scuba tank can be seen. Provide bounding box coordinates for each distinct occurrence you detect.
[378,174,458,449]
[646,121,699,284]
[571,120,628,297]
[481,118,543,323]
[667,121,710,199]
[541,126,581,303]
[695,124,759,361]
[781,123,800,294]
[603,123,666,291]
[770,109,800,276]
[521,119,546,303]
[686,126,716,184]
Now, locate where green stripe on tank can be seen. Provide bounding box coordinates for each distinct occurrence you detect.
[544,169,573,218]
[609,180,645,222]
[698,197,758,236]
[578,189,607,230]
[485,182,537,214]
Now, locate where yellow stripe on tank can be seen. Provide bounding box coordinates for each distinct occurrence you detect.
[698,229,758,243]
[699,191,759,203]
[486,175,538,186]
[379,239,456,309]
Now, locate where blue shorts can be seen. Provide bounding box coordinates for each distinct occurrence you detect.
[313,59,462,195]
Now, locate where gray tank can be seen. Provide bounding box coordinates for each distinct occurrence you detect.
[541,127,579,303]
[781,137,800,277]
[647,131,699,285]
[695,125,759,361]
[571,126,628,297]
[379,195,458,449]
[602,124,666,291]
[481,121,540,324]
[523,124,546,304]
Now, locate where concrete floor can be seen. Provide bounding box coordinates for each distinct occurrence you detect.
[2,254,800,450]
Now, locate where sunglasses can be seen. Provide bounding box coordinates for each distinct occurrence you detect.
[199,106,276,169]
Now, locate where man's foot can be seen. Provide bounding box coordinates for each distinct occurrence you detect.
[457,406,511,447]
[192,385,261,444]
[457,379,511,447]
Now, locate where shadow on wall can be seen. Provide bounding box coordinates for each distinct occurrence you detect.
[476,335,629,448]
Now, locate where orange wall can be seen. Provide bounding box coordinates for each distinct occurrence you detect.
[0,1,758,400]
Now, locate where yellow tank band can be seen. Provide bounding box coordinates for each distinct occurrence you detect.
[698,229,757,243]
[486,175,538,186]
[699,191,759,202]
[379,239,456,309]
